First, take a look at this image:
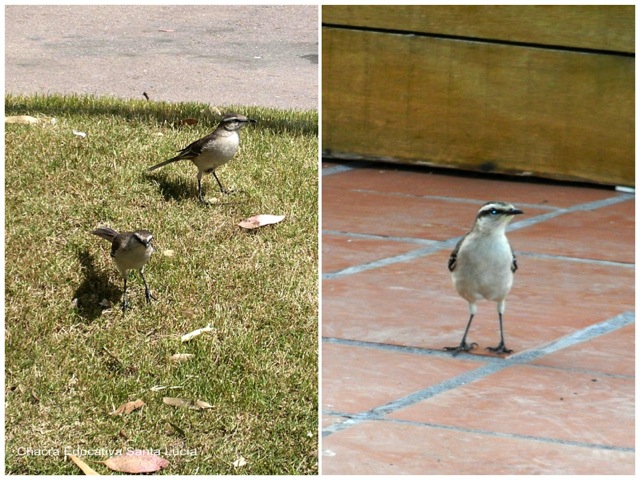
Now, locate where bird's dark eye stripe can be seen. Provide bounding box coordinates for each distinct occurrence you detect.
[479,208,505,217]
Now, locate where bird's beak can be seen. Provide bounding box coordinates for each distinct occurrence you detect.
[248,118,257,123]
[511,209,524,215]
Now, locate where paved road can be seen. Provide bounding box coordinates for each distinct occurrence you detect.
[5,5,318,110]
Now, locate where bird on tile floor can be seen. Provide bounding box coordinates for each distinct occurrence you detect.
[148,113,256,203]
[445,201,523,356]
[91,227,155,314]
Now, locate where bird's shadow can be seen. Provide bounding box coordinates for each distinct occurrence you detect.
[144,171,194,202]
[144,171,249,207]
[73,248,122,322]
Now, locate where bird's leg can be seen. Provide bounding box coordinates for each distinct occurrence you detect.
[212,171,232,194]
[444,313,478,356]
[197,171,206,203]
[486,308,513,355]
[140,269,156,304]
[121,276,129,315]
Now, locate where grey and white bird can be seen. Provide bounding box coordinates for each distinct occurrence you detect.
[91,227,155,314]
[148,113,256,203]
[445,201,523,356]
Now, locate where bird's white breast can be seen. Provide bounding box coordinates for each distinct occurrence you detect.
[452,231,514,302]
[193,132,240,171]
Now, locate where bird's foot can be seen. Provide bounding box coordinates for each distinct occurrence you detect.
[486,342,513,355]
[444,342,478,356]
[145,290,157,304]
[121,300,130,314]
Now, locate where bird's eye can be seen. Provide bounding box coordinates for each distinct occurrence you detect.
[490,209,498,215]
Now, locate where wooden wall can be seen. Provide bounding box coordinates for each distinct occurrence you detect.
[322,6,634,186]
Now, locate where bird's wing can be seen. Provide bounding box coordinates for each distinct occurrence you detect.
[91,227,118,242]
[448,235,467,272]
[147,130,219,171]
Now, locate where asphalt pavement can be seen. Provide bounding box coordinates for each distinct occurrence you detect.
[5,5,318,110]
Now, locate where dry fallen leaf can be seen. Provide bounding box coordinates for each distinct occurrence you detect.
[181,324,213,342]
[99,299,113,308]
[102,450,169,474]
[166,421,186,437]
[169,353,195,363]
[233,456,248,468]
[178,118,198,126]
[110,399,145,416]
[163,397,213,410]
[67,454,101,475]
[237,214,285,230]
[196,400,214,409]
[72,129,87,138]
[5,115,39,124]
[162,249,175,257]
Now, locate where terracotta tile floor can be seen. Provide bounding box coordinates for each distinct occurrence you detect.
[321,161,635,475]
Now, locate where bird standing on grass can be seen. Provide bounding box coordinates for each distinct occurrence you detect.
[91,227,155,314]
[148,113,256,203]
[445,201,523,356]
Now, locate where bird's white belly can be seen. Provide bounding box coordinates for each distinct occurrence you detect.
[452,245,513,302]
[193,135,239,172]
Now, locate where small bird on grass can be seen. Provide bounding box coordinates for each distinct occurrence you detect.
[91,227,155,314]
[445,201,523,356]
[148,113,256,203]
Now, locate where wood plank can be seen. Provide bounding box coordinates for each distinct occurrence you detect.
[323,5,634,53]
[322,28,634,186]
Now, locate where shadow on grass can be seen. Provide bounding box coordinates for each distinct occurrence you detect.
[5,93,318,136]
[144,170,250,208]
[73,247,121,322]
[144,170,195,202]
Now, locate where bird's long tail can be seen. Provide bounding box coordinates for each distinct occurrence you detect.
[147,154,184,171]
[91,227,118,242]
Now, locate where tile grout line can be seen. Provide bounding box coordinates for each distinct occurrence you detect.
[323,230,634,269]
[323,336,634,379]
[383,418,634,453]
[322,193,634,280]
[322,412,634,453]
[323,229,437,245]
[322,311,634,438]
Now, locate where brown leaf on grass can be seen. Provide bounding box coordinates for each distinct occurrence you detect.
[163,397,213,410]
[237,214,285,230]
[67,454,101,475]
[233,456,248,468]
[178,118,198,126]
[169,353,195,363]
[102,450,169,473]
[98,298,113,308]
[5,115,39,124]
[110,399,145,416]
[181,324,213,342]
[166,421,186,437]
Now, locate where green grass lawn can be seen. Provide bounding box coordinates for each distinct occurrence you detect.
[5,94,318,474]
